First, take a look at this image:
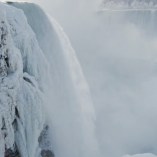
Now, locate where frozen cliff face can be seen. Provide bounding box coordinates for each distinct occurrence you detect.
[0,2,22,156]
[0,2,48,157]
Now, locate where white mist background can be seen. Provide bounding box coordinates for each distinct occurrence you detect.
[7,0,157,157]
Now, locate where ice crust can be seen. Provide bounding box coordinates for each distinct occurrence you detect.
[0,2,46,157]
[0,2,22,156]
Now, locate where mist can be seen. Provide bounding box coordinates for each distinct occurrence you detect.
[5,0,157,157]
[42,1,157,157]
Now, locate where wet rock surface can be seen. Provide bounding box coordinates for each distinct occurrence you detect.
[41,150,55,157]
[5,146,20,157]
[39,125,55,157]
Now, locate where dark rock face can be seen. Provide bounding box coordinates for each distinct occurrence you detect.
[5,147,20,157]
[0,20,8,82]
[39,125,55,157]
[41,150,55,157]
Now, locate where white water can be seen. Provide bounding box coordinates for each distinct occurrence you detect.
[45,0,157,157]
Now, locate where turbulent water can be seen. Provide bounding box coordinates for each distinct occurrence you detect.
[72,2,157,157]
[47,0,157,157]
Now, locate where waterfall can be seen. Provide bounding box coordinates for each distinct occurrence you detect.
[1,0,157,157]
[47,0,157,156]
[0,2,100,157]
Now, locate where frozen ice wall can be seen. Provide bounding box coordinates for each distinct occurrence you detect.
[0,2,48,157]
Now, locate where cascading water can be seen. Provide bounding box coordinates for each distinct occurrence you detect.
[0,1,100,157]
[60,1,157,157]
[44,0,157,157]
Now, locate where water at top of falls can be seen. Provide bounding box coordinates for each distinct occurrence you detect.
[101,0,157,10]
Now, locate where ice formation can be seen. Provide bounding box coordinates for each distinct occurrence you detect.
[0,1,49,157]
[0,2,23,156]
[0,1,53,157]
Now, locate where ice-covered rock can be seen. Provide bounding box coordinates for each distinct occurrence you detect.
[0,2,23,156]
[0,2,47,157]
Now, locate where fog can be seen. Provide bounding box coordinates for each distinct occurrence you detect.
[6,0,157,157]
[41,1,157,157]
